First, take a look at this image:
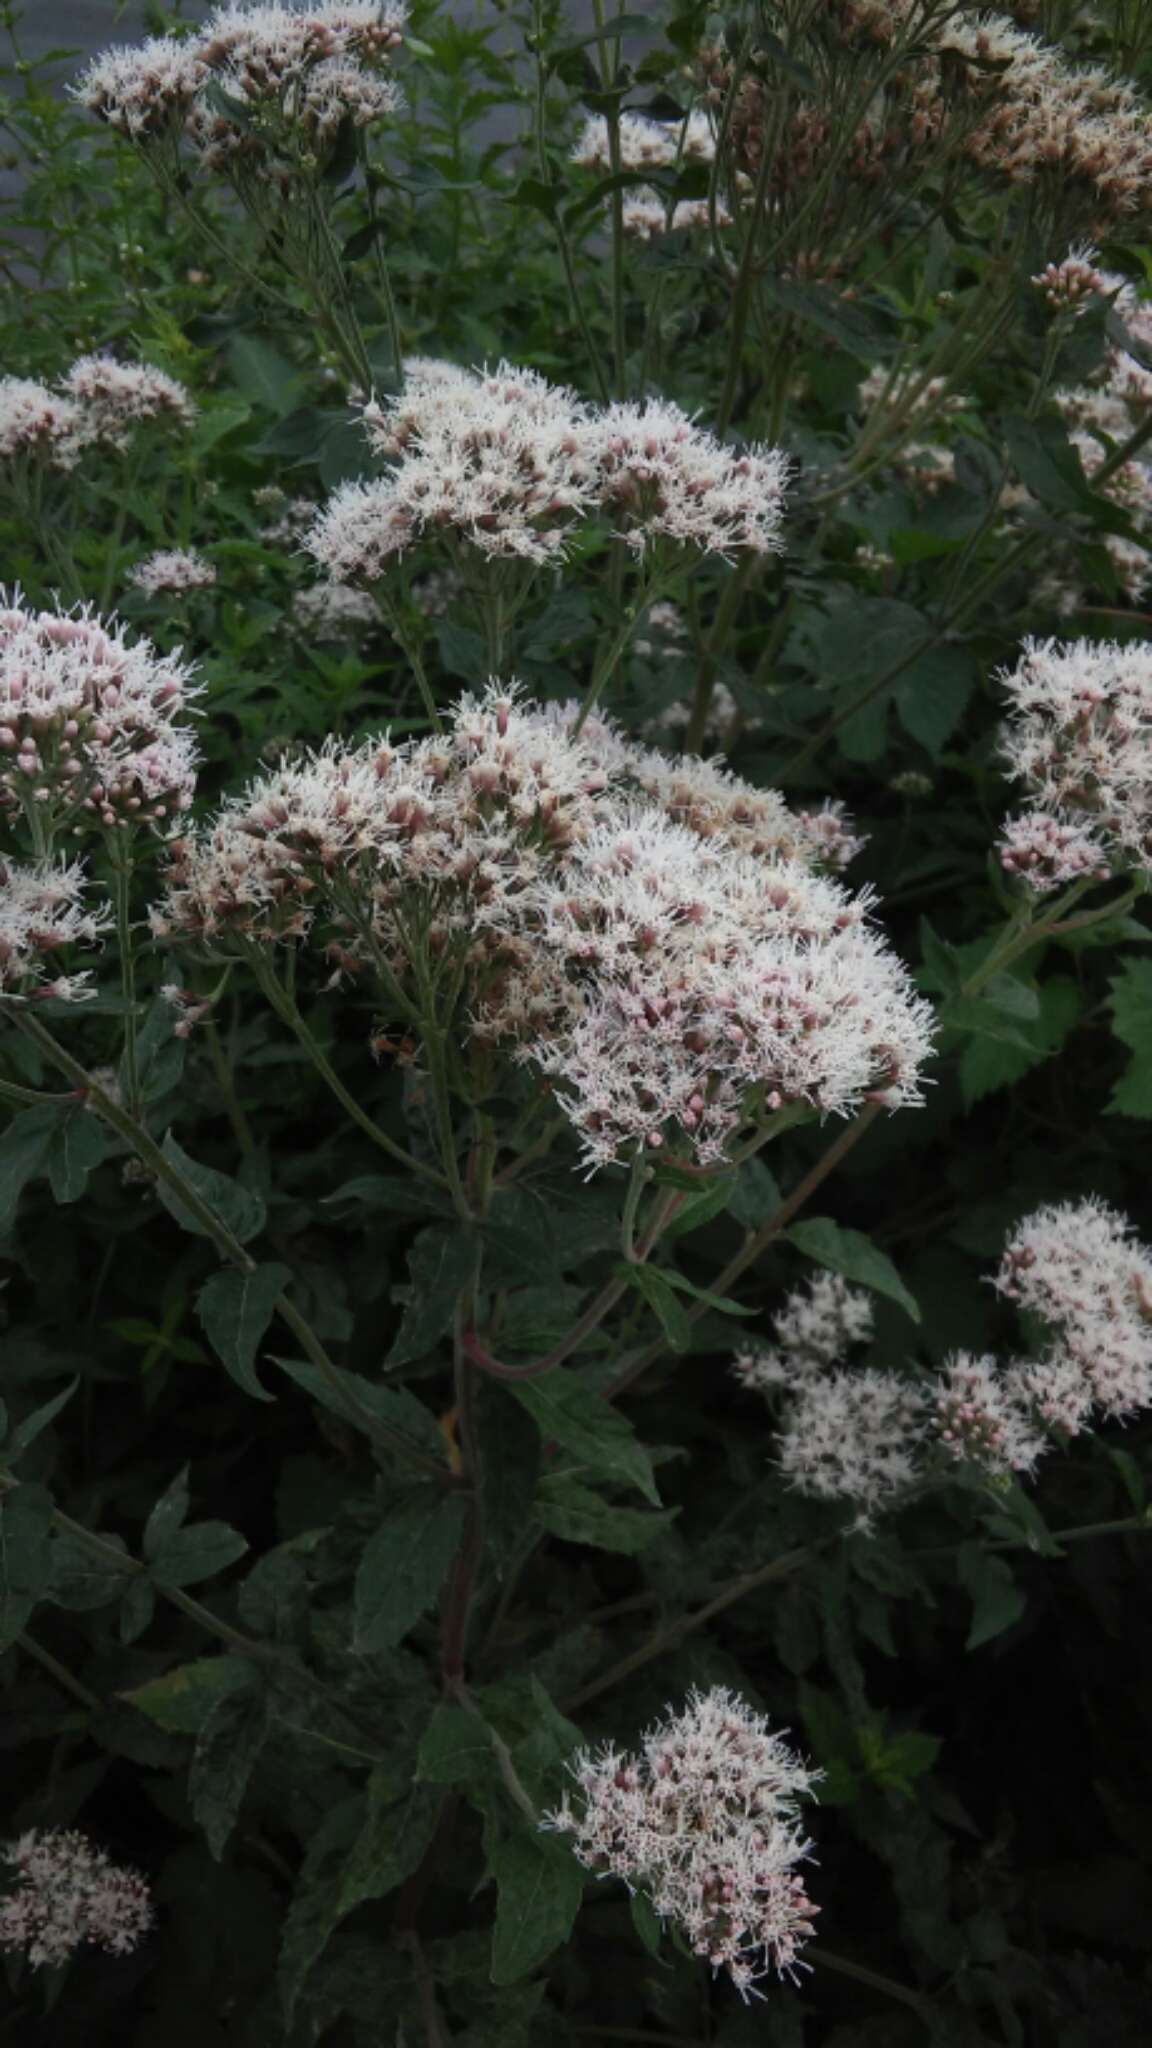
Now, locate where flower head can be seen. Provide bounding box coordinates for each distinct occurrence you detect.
[543,1687,818,1998]
[593,399,790,560]
[998,637,1152,876]
[0,1829,152,1969]
[62,355,195,442]
[734,1271,874,1393]
[129,548,217,597]
[0,857,110,1000]
[0,592,200,838]
[0,377,90,469]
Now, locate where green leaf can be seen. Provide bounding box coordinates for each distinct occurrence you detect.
[149,1520,249,1588]
[6,1379,78,1461]
[485,1823,584,1986]
[321,1174,447,1218]
[226,333,304,413]
[729,1156,782,1228]
[158,1133,267,1245]
[122,1654,253,1735]
[279,1779,437,2020]
[0,1106,62,1233]
[189,1668,270,1858]
[0,1483,53,1649]
[506,1370,660,1504]
[536,1476,676,1554]
[143,1465,190,1559]
[274,1356,445,1461]
[956,1545,1027,1649]
[45,1103,114,1204]
[1107,959,1152,1116]
[417,1701,498,1790]
[354,1489,468,1652]
[197,1263,290,1402]
[629,1888,664,1959]
[623,1262,692,1352]
[659,1269,755,1316]
[787,1217,920,1323]
[662,1178,733,1238]
[475,1384,541,1574]
[894,645,976,759]
[960,975,1082,1108]
[387,1224,479,1366]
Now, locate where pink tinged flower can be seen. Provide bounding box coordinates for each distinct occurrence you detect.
[128,548,216,597]
[592,398,790,560]
[62,355,195,442]
[0,590,201,836]
[0,857,110,999]
[776,1367,929,1523]
[931,1351,1048,1477]
[0,378,90,469]
[0,1829,153,1969]
[734,1271,874,1394]
[998,809,1110,892]
[996,1196,1152,1420]
[542,1687,819,1997]
[997,637,1152,877]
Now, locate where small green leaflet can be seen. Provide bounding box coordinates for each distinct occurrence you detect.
[197,1262,290,1401]
[505,1370,660,1505]
[787,1217,920,1323]
[354,1489,468,1652]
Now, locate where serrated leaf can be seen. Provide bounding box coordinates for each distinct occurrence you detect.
[387,1224,479,1366]
[143,1465,189,1559]
[1107,959,1152,1117]
[960,975,1082,1108]
[354,1489,468,1652]
[150,1520,249,1588]
[506,1370,660,1504]
[787,1217,920,1323]
[189,1668,269,1858]
[630,1888,664,1958]
[279,1779,437,2020]
[122,1654,253,1734]
[623,1262,692,1352]
[158,1133,266,1245]
[536,1476,676,1554]
[956,1546,1027,1649]
[6,1379,78,1461]
[197,1263,290,1402]
[0,1107,61,1234]
[486,1824,584,1986]
[475,1383,541,1573]
[274,1356,445,1461]
[417,1702,498,1789]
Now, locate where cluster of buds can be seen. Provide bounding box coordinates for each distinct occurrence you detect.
[0,593,200,842]
[0,1829,152,1969]
[1031,245,1110,312]
[543,1687,819,1999]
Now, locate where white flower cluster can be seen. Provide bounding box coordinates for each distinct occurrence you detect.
[0,1829,153,1969]
[0,591,201,837]
[152,681,923,1170]
[0,356,194,470]
[291,580,381,634]
[0,856,111,1001]
[997,636,1152,886]
[306,357,789,579]
[570,108,731,241]
[76,2,407,172]
[1041,266,1152,606]
[543,1687,819,1999]
[1031,244,1109,313]
[735,1271,875,1392]
[129,548,217,598]
[738,1199,1152,1524]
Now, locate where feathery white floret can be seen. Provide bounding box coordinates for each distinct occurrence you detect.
[0,1830,152,1969]
[129,548,216,597]
[543,1687,818,1999]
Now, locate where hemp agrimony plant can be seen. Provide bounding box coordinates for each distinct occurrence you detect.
[2,1,1152,2041]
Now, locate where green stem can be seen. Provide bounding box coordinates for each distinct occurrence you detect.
[810,1948,933,2020]
[108,839,140,1117]
[248,951,448,1187]
[359,141,403,385]
[16,1631,100,1710]
[564,1544,817,1711]
[571,568,660,734]
[591,0,627,397]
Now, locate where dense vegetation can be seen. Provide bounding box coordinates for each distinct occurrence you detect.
[1,1,1152,2041]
